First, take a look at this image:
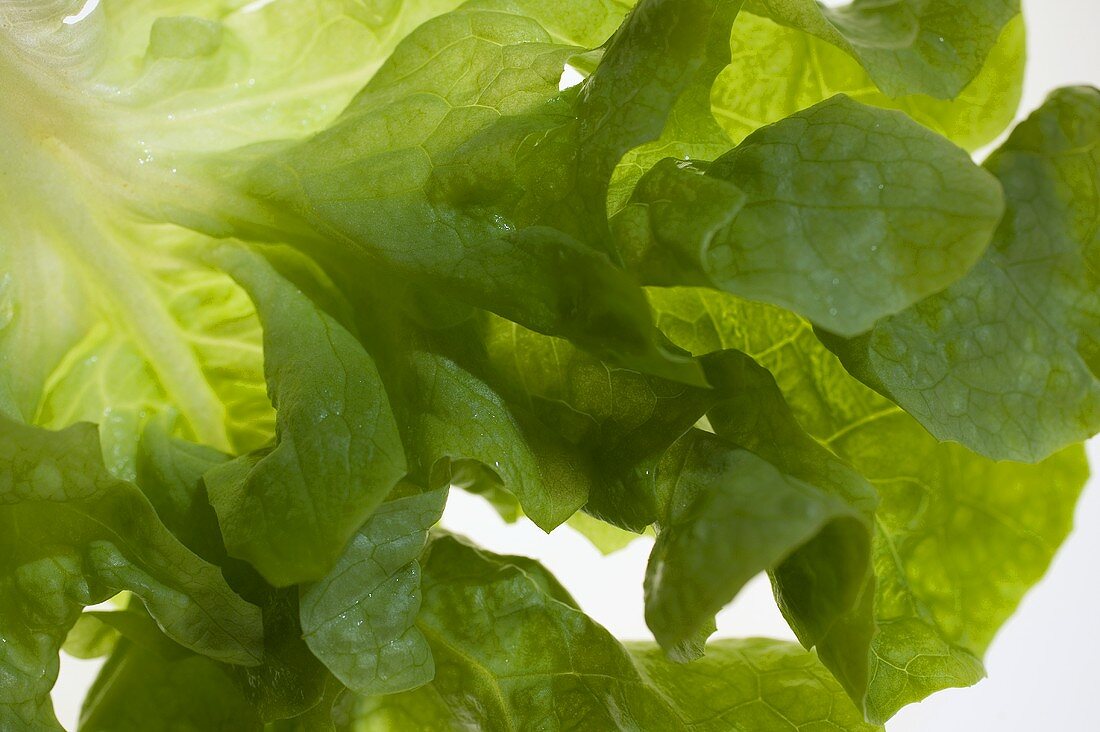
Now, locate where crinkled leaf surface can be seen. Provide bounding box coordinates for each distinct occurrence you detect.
[0,417,262,731]
[572,0,744,234]
[609,2,1023,211]
[629,638,882,732]
[85,426,332,723]
[133,418,230,563]
[0,196,272,479]
[402,534,684,730]
[480,312,718,531]
[234,7,656,363]
[825,87,1100,462]
[300,485,446,697]
[0,0,488,480]
[0,1,1095,728]
[203,245,406,586]
[341,540,877,731]
[647,350,879,699]
[650,286,1088,721]
[643,426,873,676]
[615,95,1005,335]
[744,0,1019,99]
[713,12,1025,151]
[0,0,477,477]
[348,279,594,530]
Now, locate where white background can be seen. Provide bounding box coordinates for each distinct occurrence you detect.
[51,0,1100,729]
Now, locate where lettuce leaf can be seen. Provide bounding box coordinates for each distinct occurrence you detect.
[0,417,262,731]
[650,286,1087,721]
[0,1,1094,729]
[825,87,1100,462]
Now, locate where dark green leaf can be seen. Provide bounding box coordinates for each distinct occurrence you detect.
[575,0,744,235]
[385,534,684,730]
[232,6,700,383]
[340,545,880,731]
[640,351,878,691]
[0,417,262,730]
[617,95,1005,336]
[300,486,447,696]
[79,640,263,732]
[203,245,407,586]
[825,87,1100,461]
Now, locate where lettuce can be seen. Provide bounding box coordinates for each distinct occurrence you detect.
[0,1,1094,729]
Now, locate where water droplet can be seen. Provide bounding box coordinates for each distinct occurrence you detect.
[878,184,885,190]
[829,307,838,317]
[831,277,840,286]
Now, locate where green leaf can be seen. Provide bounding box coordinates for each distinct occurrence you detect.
[229,581,332,722]
[79,640,263,732]
[644,428,871,669]
[574,0,744,234]
[616,95,1005,336]
[360,295,593,530]
[641,350,877,691]
[463,0,636,46]
[340,545,879,731]
[482,313,709,464]
[629,638,882,731]
[649,286,1089,721]
[134,418,230,563]
[0,0,503,482]
[713,12,1025,151]
[134,420,333,720]
[0,417,262,730]
[73,602,322,728]
[300,485,446,696]
[4,0,469,151]
[825,87,1100,461]
[203,245,407,586]
[744,0,1019,99]
[2,2,1095,728]
[699,351,879,698]
[608,5,1023,212]
[336,682,458,731]
[83,556,332,724]
[267,676,346,732]
[376,534,684,730]
[232,7,668,373]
